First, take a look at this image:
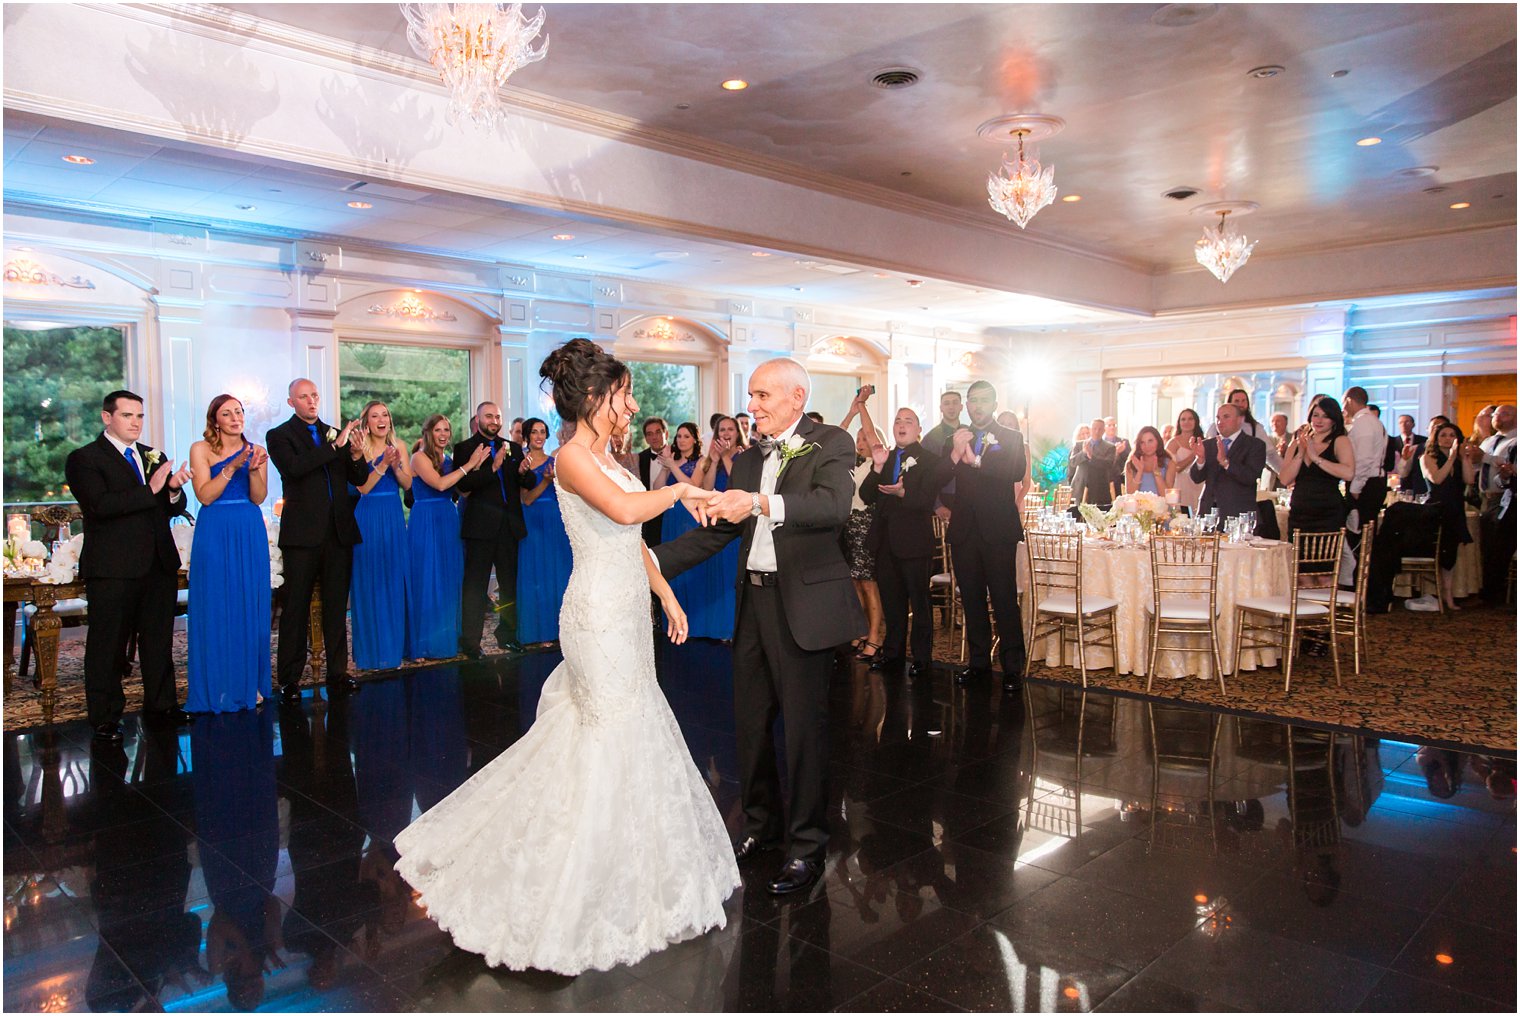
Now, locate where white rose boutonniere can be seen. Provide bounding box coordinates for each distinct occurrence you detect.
[325,426,339,444]
[143,449,163,471]
[775,433,817,479]
[901,456,917,474]
[983,433,1000,450]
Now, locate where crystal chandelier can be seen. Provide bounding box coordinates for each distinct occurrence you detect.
[1194,209,1257,284]
[401,3,548,129]
[987,130,1057,229]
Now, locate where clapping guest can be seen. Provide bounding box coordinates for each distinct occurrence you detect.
[1189,402,1267,520]
[267,379,369,699]
[1476,404,1516,603]
[1208,388,1286,481]
[680,415,744,641]
[1341,386,1388,579]
[1124,426,1175,494]
[187,394,271,713]
[456,402,528,656]
[349,400,412,670]
[516,418,573,648]
[1103,415,1129,499]
[660,422,726,635]
[861,408,949,677]
[1068,417,1116,506]
[408,415,485,659]
[1422,422,1479,610]
[1066,424,1091,482]
[1279,398,1353,538]
[1392,414,1429,497]
[64,389,194,741]
[1167,408,1207,513]
[841,389,887,660]
[734,412,753,449]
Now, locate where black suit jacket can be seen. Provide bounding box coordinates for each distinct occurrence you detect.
[948,422,1026,546]
[1189,432,1267,518]
[636,447,667,545]
[1068,438,1116,505]
[656,415,866,651]
[860,443,949,558]
[1395,434,1428,496]
[64,434,189,579]
[266,415,371,549]
[454,433,527,541]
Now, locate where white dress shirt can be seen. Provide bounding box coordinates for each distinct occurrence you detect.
[103,431,182,502]
[1344,408,1387,495]
[1481,429,1517,494]
[744,416,799,573]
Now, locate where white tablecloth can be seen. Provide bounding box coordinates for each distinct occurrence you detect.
[1021,538,1294,682]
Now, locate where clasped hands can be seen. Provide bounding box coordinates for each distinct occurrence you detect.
[667,482,756,526]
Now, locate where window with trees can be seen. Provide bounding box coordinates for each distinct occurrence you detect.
[338,341,471,449]
[3,323,127,503]
[808,372,865,429]
[626,361,699,443]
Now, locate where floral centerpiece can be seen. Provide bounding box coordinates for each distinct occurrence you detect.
[1077,502,1113,535]
[1111,491,1173,533]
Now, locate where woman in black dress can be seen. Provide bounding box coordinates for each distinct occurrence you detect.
[1279,397,1355,538]
[1420,421,1477,611]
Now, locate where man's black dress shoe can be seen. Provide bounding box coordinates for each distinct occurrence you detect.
[768,858,821,895]
[868,655,901,673]
[143,707,192,726]
[908,661,927,678]
[734,836,779,862]
[326,675,359,695]
[954,666,989,686]
[279,683,302,705]
[1002,677,1024,695]
[93,722,123,744]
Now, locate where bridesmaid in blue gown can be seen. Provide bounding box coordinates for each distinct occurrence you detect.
[350,400,412,670]
[187,394,271,713]
[659,421,736,641]
[515,417,574,647]
[690,415,741,640]
[408,414,488,659]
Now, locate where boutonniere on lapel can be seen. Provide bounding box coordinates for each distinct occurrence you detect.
[142,449,163,471]
[775,433,818,480]
[901,456,917,474]
[325,426,338,444]
[984,434,1000,450]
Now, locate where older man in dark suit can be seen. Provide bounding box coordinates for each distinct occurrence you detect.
[64,389,193,742]
[266,378,370,701]
[1189,403,1267,520]
[656,357,865,895]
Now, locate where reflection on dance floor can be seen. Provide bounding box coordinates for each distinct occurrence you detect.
[4,648,1515,1012]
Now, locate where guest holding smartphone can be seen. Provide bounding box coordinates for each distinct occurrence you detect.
[187,394,271,713]
[515,418,573,648]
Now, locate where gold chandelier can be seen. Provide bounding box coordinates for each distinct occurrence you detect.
[402,3,548,129]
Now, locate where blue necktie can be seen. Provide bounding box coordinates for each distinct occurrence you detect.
[1221,436,1233,458]
[890,449,903,484]
[974,431,987,455]
[492,440,509,501]
[307,423,334,499]
[124,447,143,483]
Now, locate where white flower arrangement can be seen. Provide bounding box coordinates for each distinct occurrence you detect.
[37,534,83,585]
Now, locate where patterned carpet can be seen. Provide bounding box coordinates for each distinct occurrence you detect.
[5,602,1515,753]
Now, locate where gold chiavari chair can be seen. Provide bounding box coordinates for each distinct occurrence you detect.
[1301,518,1375,675]
[929,515,960,632]
[1147,704,1222,854]
[1396,518,1446,615]
[1144,533,1224,694]
[1021,489,1045,516]
[1234,530,1345,694]
[1023,532,1119,688]
[1054,484,1074,514]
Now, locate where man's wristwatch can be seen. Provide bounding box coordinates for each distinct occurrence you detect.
[750,492,763,517]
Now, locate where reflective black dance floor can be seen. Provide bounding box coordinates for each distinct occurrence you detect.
[5,643,1516,1012]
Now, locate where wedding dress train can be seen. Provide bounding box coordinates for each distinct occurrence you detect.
[394,460,740,974]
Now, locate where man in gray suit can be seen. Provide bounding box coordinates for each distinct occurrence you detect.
[1068,417,1116,506]
[1189,403,1267,520]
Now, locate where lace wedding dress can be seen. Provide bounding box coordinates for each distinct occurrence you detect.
[394,459,740,974]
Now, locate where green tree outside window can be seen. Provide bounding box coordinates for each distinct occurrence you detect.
[338,341,471,451]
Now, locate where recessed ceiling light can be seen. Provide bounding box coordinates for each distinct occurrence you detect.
[1062,194,1082,203]
[346,200,372,208]
[62,154,94,165]
[750,251,772,257]
[235,204,256,211]
[1395,166,1439,178]
[906,279,924,288]
[1423,185,1449,194]
[265,187,282,193]
[721,79,749,91]
[900,171,913,177]
[1247,65,1284,79]
[1356,137,1382,146]
[551,233,575,240]
[1449,201,1471,209]
[674,102,691,110]
[1330,69,1350,78]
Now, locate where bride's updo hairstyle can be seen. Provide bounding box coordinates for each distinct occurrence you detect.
[540,338,631,424]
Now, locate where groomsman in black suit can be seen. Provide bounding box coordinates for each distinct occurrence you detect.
[454,401,528,656]
[1188,402,1268,520]
[948,380,1028,693]
[267,379,370,701]
[64,390,193,742]
[635,416,671,547]
[860,407,949,677]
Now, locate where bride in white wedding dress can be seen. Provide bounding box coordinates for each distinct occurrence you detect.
[394,339,741,975]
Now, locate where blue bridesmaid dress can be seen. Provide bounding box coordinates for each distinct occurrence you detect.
[187,449,271,713]
[350,453,411,670]
[515,456,573,644]
[661,461,738,640]
[407,456,464,658]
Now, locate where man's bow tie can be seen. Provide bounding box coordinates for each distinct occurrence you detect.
[755,436,779,457]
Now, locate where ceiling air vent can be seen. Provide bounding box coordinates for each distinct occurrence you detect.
[871,67,921,90]
[1163,186,1201,201]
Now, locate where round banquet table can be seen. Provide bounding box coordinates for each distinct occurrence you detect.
[1020,537,1295,682]
[1271,504,1482,598]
